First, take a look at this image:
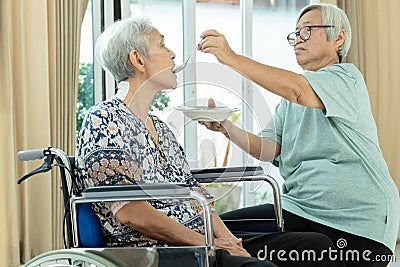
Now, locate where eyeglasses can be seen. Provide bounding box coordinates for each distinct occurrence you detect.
[287,25,335,46]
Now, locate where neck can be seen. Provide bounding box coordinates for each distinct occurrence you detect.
[122,77,161,122]
[303,57,339,71]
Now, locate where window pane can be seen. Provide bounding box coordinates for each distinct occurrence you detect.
[252,0,308,133]
[129,0,184,144]
[195,1,243,169]
[77,0,94,135]
[129,0,183,61]
[248,0,310,207]
[194,1,244,214]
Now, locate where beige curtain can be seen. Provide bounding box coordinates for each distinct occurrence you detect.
[0,0,88,266]
[322,0,400,191]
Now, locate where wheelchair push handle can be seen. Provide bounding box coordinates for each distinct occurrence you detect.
[18,148,47,162]
[17,147,54,184]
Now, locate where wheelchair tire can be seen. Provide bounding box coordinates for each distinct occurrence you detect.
[22,249,123,267]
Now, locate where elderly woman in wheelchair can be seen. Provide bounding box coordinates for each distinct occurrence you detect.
[19,17,345,267]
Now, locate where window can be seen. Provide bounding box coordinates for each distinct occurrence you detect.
[129,0,185,151]
[195,1,243,169]
[247,0,309,207]
[77,0,94,135]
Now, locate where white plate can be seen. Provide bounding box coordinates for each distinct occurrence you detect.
[175,106,239,121]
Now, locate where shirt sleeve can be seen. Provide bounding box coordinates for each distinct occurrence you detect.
[180,147,214,201]
[79,105,141,187]
[186,175,214,201]
[84,149,139,187]
[302,64,359,124]
[258,99,285,145]
[110,201,130,216]
[258,99,286,166]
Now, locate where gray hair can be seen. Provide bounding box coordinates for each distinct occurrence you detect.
[297,3,352,62]
[95,18,154,82]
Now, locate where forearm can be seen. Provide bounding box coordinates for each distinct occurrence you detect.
[212,211,236,239]
[229,55,299,98]
[222,122,278,161]
[228,55,322,108]
[116,201,206,246]
[199,29,322,108]
[212,212,251,257]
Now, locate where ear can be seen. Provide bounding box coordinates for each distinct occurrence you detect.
[128,50,146,72]
[335,29,346,49]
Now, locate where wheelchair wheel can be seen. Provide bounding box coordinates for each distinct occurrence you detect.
[22,249,122,267]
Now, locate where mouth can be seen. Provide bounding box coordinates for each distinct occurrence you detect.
[172,64,185,74]
[294,47,305,55]
[171,65,178,77]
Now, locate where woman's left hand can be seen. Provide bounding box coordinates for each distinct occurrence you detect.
[215,237,250,257]
[198,98,233,137]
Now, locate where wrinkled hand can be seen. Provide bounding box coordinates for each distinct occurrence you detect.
[198,98,233,137]
[215,237,250,257]
[198,30,237,65]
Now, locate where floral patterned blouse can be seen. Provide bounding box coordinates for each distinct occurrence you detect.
[75,97,213,247]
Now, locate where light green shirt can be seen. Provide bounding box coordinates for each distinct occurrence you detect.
[260,63,400,251]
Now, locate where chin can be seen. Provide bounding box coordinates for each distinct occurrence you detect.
[171,80,178,89]
[296,59,308,70]
[151,72,177,89]
[159,79,177,90]
[165,74,178,89]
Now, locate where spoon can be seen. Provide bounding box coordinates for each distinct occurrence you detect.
[173,46,197,73]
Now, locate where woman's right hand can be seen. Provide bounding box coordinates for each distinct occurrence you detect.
[198,29,237,66]
[215,237,251,257]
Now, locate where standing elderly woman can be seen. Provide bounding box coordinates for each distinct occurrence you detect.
[199,3,400,267]
[75,17,344,267]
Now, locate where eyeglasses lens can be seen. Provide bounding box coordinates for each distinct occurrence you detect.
[287,27,311,46]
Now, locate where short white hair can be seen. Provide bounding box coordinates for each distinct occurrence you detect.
[297,3,352,62]
[95,18,154,82]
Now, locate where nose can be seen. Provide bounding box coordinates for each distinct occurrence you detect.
[169,48,176,59]
[294,36,304,46]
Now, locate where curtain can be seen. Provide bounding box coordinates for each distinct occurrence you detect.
[0,0,88,266]
[321,0,400,191]
[47,0,89,251]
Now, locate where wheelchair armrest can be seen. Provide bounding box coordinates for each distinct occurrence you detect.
[191,166,264,183]
[81,183,190,199]
[192,166,284,233]
[70,183,215,250]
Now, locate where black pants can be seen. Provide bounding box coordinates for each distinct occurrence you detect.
[221,204,394,267]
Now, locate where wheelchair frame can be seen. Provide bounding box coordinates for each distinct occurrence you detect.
[17,147,284,267]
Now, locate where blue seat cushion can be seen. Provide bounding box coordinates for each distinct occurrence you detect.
[77,203,106,247]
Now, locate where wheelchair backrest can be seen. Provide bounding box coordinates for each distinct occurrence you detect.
[68,156,106,248]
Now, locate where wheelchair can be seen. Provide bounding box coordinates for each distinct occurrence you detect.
[17,147,284,267]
